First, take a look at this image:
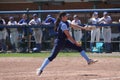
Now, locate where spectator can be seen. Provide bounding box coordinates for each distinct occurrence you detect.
[89,12,100,52]
[99,12,112,53]
[43,14,56,37]
[71,14,82,42]
[29,14,42,52]
[18,14,32,52]
[8,16,18,52]
[44,14,56,25]
[0,17,7,53]
[119,19,120,32]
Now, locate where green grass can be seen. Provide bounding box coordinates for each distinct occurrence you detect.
[0,52,120,58]
[0,53,49,57]
[0,52,80,58]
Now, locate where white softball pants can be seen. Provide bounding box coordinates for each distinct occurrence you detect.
[10,30,18,47]
[74,30,82,42]
[102,27,111,43]
[91,28,100,43]
[33,28,43,44]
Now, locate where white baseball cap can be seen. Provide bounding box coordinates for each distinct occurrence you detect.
[103,12,108,15]
[66,13,70,16]
[73,15,78,18]
[33,14,38,17]
[93,12,98,15]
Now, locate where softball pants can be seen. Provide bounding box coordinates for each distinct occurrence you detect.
[48,39,83,61]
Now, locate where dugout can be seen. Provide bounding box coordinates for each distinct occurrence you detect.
[0,0,120,52]
[0,9,119,52]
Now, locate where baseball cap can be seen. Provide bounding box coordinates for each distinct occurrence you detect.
[46,16,52,20]
[47,15,51,18]
[9,16,14,20]
[73,15,78,18]
[66,13,70,17]
[103,12,108,15]
[33,14,38,17]
[93,12,98,15]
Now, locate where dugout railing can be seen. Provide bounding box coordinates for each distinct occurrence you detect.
[0,8,120,52]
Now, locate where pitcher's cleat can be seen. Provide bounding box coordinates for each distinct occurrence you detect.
[88,59,98,65]
[36,69,43,76]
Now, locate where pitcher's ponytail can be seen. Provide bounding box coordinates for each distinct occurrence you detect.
[54,17,61,31]
[54,12,67,31]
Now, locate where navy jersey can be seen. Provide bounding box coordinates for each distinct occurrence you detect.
[45,17,56,24]
[57,21,70,40]
[18,19,32,35]
[0,19,4,31]
[18,19,29,24]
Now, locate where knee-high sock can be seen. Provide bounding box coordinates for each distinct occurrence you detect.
[80,50,90,62]
[39,58,50,71]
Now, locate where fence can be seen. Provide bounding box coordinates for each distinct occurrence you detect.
[0,8,120,52]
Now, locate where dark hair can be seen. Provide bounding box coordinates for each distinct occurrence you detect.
[54,12,67,31]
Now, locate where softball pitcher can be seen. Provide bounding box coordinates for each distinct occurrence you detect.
[29,14,42,52]
[99,12,112,53]
[36,12,98,76]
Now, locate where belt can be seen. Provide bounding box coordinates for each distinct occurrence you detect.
[75,30,81,31]
[104,27,110,29]
[34,28,40,31]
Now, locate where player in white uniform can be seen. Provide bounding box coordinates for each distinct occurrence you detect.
[29,14,42,52]
[89,12,100,52]
[72,15,82,42]
[118,19,120,32]
[8,16,18,52]
[99,12,112,53]
[0,17,7,52]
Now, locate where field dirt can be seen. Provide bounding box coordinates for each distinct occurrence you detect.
[0,54,120,80]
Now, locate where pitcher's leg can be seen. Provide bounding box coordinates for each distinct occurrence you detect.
[37,39,63,76]
[65,40,90,62]
[65,40,98,64]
